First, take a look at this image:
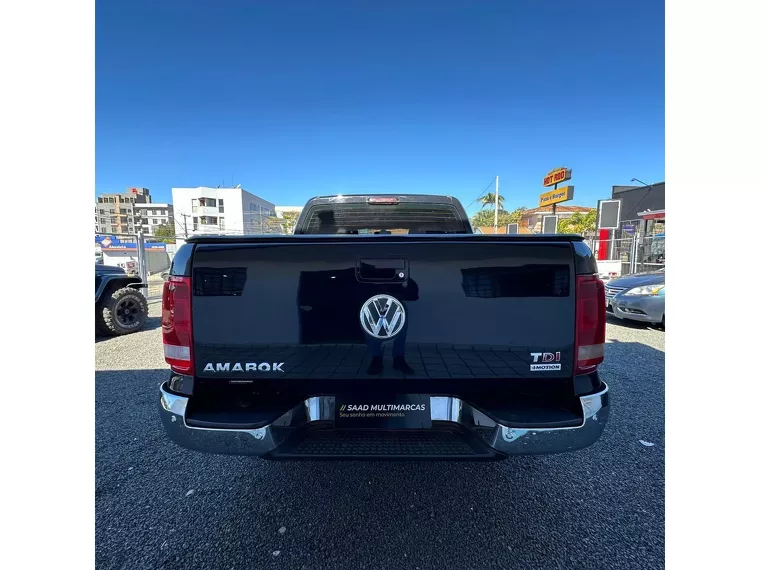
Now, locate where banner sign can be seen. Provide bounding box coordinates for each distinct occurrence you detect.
[539,185,574,207]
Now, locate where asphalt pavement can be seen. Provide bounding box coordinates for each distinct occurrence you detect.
[95,302,664,570]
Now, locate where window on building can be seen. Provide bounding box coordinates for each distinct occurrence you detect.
[193,217,198,230]
[200,216,218,225]
[152,219,159,225]
[219,217,225,230]
[218,199,224,213]
[199,198,217,207]
[100,217,107,224]
[192,199,199,213]
[110,217,117,224]
[95,215,98,221]
[98,197,103,203]
[95,226,99,232]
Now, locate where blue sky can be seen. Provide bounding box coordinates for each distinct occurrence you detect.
[96,0,664,214]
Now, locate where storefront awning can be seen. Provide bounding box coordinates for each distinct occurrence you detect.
[637,209,665,220]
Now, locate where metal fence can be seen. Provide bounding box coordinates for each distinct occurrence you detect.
[586,234,665,276]
[96,232,175,299]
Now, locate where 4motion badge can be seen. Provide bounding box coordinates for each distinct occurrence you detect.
[530,351,561,371]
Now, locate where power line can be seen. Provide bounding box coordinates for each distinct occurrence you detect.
[627,179,659,222]
[466,178,496,209]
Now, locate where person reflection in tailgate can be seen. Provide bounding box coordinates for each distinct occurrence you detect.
[363,277,419,375]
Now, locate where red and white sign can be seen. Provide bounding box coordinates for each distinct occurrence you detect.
[542,167,572,187]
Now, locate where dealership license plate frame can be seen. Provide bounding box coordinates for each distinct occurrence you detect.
[335,393,432,429]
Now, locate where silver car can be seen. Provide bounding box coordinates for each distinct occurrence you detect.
[605,269,665,328]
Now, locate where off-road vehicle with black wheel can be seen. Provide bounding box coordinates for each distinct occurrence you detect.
[95,264,148,336]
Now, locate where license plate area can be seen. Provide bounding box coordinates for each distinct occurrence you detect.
[335,394,432,429]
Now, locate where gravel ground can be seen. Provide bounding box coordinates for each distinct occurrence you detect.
[96,303,664,570]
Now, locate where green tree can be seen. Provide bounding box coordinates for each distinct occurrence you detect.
[153,223,176,243]
[557,210,597,235]
[470,206,528,229]
[504,206,526,225]
[479,192,504,210]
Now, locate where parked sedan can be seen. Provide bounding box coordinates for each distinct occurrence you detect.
[605,269,665,328]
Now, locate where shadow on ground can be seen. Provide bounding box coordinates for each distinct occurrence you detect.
[94,316,162,343]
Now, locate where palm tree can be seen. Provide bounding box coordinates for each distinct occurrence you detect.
[479,192,504,210]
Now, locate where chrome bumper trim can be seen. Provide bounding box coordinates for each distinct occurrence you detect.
[159,383,610,457]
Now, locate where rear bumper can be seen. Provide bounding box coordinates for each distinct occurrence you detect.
[159,382,610,459]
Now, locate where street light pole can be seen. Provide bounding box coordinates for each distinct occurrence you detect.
[493,175,499,232]
[631,177,653,188]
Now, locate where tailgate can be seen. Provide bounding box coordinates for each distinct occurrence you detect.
[190,238,576,381]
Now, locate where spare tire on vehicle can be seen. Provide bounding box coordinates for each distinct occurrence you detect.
[96,286,148,336]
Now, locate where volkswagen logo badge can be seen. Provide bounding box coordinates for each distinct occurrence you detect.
[360,294,406,339]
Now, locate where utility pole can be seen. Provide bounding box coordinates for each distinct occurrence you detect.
[493,175,499,232]
[180,213,191,238]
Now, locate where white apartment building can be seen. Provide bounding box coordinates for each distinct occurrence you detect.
[133,203,174,236]
[171,186,277,236]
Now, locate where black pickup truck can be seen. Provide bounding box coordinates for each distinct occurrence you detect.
[159,194,609,459]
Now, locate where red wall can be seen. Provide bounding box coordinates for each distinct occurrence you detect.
[597,229,610,260]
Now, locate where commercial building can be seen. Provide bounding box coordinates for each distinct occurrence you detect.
[95,235,170,274]
[608,182,665,236]
[171,186,277,237]
[95,187,152,235]
[594,182,665,273]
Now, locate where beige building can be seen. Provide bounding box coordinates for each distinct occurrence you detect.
[519,205,595,234]
[95,187,152,235]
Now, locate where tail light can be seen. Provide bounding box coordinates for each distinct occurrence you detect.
[575,275,606,375]
[162,276,194,374]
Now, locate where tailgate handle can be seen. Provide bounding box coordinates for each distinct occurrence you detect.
[356,258,408,283]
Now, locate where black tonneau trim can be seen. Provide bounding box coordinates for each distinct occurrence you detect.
[186,234,585,244]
